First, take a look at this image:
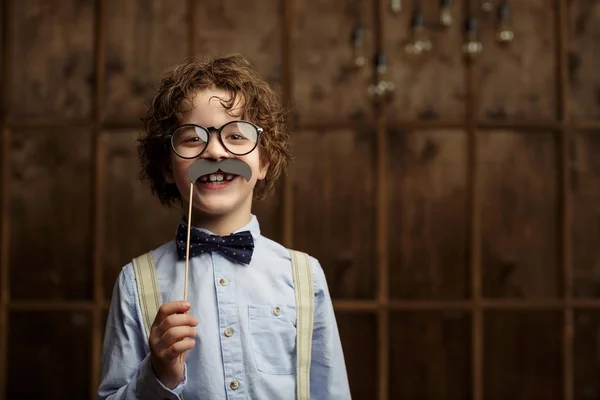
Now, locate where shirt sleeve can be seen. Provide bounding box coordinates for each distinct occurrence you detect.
[96,265,188,400]
[309,258,352,400]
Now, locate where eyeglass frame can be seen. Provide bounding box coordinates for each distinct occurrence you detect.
[166,120,264,159]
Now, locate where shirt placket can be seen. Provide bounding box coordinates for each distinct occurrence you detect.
[213,252,247,399]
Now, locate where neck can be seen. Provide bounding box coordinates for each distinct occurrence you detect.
[188,209,252,236]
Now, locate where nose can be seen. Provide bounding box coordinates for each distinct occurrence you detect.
[201,131,230,160]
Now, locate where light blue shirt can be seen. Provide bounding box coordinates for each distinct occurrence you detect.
[97,214,351,399]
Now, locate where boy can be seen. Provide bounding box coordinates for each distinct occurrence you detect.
[96,54,351,399]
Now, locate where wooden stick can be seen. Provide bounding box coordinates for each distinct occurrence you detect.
[180,181,194,365]
[184,181,193,301]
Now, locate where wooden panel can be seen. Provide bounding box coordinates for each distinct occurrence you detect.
[8,311,91,399]
[568,0,600,121]
[251,184,283,244]
[383,2,465,121]
[104,0,188,122]
[479,130,559,298]
[389,130,469,299]
[574,310,600,399]
[195,1,282,94]
[483,311,562,400]
[390,311,471,399]
[476,0,556,121]
[9,130,92,300]
[291,0,374,125]
[571,131,600,297]
[337,312,378,400]
[9,0,94,120]
[102,131,181,300]
[292,129,376,299]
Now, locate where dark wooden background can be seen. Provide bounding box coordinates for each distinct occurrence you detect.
[1,0,600,399]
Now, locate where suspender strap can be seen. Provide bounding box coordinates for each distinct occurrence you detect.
[132,251,161,339]
[289,249,315,400]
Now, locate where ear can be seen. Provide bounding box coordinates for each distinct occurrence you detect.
[257,161,269,180]
[163,163,175,184]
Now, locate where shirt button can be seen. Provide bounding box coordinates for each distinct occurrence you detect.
[230,380,240,390]
[273,306,281,316]
[224,327,234,337]
[219,278,229,286]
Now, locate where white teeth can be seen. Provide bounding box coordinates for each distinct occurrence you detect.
[200,176,208,182]
[206,174,224,182]
[226,175,234,181]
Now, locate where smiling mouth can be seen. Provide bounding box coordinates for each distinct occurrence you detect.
[198,172,237,184]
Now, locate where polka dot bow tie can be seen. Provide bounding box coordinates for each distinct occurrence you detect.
[175,222,255,265]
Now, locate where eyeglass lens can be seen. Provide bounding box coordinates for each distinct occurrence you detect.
[172,121,259,157]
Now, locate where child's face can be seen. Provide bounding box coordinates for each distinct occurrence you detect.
[164,88,268,220]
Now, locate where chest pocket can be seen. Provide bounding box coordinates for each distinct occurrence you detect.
[248,304,297,375]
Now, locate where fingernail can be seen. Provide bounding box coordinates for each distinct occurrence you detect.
[183,301,191,307]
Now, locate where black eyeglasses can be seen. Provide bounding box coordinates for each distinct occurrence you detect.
[167,120,263,159]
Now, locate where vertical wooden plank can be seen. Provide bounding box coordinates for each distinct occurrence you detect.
[478,130,559,298]
[567,0,600,121]
[91,0,107,396]
[573,310,600,399]
[101,131,181,300]
[281,0,294,249]
[388,130,469,300]
[337,313,379,400]
[8,311,92,399]
[0,0,8,396]
[390,311,471,399]
[382,0,466,122]
[291,0,375,125]
[374,1,389,399]
[9,129,93,300]
[103,0,189,123]
[291,129,377,299]
[483,311,563,400]
[194,1,283,95]
[476,0,556,122]
[9,0,95,121]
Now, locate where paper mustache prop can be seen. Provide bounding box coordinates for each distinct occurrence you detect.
[181,158,253,302]
[187,158,252,183]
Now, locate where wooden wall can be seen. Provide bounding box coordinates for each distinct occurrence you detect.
[1,0,600,399]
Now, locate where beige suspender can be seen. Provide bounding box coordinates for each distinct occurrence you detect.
[131,249,315,399]
[132,251,161,339]
[289,249,314,400]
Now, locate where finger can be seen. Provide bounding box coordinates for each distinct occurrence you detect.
[152,301,191,327]
[157,313,199,337]
[163,338,196,361]
[158,326,197,349]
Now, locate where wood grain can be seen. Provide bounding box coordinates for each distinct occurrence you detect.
[476,0,556,121]
[483,311,562,400]
[8,311,91,399]
[291,0,375,125]
[390,311,471,399]
[570,131,600,297]
[101,131,181,300]
[568,0,600,121]
[9,0,94,120]
[573,310,600,399]
[337,312,378,400]
[291,129,376,299]
[388,130,469,299]
[104,0,188,123]
[9,129,92,300]
[194,0,283,95]
[383,1,466,122]
[479,130,559,298]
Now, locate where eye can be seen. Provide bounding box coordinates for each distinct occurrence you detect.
[226,133,247,141]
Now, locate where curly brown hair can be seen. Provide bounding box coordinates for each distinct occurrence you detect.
[137,53,291,207]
